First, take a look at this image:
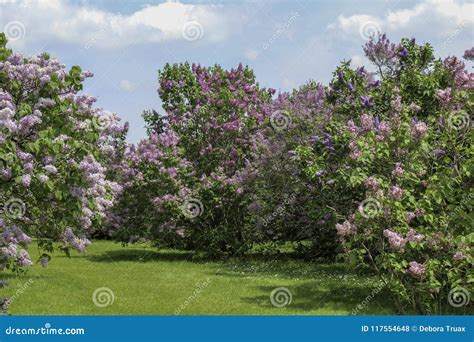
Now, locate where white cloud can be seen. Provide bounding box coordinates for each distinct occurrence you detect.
[119,80,137,93]
[2,0,242,48]
[244,49,259,60]
[281,77,296,89]
[329,0,474,40]
[350,55,365,68]
[332,14,381,32]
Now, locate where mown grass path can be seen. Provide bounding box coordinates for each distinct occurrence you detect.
[1,241,394,315]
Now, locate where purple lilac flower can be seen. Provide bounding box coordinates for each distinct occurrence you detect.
[406,212,416,223]
[359,95,372,109]
[360,114,374,131]
[363,33,398,64]
[453,251,467,261]
[383,229,406,251]
[406,229,424,242]
[411,120,428,139]
[21,174,31,187]
[398,47,408,57]
[463,47,474,61]
[436,88,452,105]
[432,148,445,158]
[407,261,425,280]
[414,208,425,217]
[17,250,33,267]
[335,220,355,236]
[391,163,404,177]
[389,185,403,200]
[409,102,421,112]
[44,165,58,175]
[364,176,380,192]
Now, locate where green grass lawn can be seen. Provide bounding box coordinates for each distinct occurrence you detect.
[1,240,395,315]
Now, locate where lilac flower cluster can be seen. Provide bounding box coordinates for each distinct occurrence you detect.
[407,261,426,280]
[463,47,474,61]
[444,56,474,90]
[383,227,425,252]
[61,227,91,253]
[0,222,32,269]
[336,220,356,237]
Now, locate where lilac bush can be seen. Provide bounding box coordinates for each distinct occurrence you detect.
[296,35,473,313]
[109,63,274,255]
[241,82,342,258]
[0,33,125,272]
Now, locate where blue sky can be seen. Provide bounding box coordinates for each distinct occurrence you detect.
[2,0,473,142]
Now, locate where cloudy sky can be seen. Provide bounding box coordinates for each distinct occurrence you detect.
[2,0,473,142]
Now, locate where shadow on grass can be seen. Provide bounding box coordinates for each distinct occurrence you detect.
[86,247,331,265]
[213,260,374,280]
[87,248,377,281]
[242,282,395,314]
[0,272,46,286]
[87,249,199,263]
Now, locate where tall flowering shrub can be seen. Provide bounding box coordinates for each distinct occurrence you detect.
[110,63,274,255]
[297,34,473,313]
[106,128,193,247]
[0,34,124,276]
[242,82,343,258]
